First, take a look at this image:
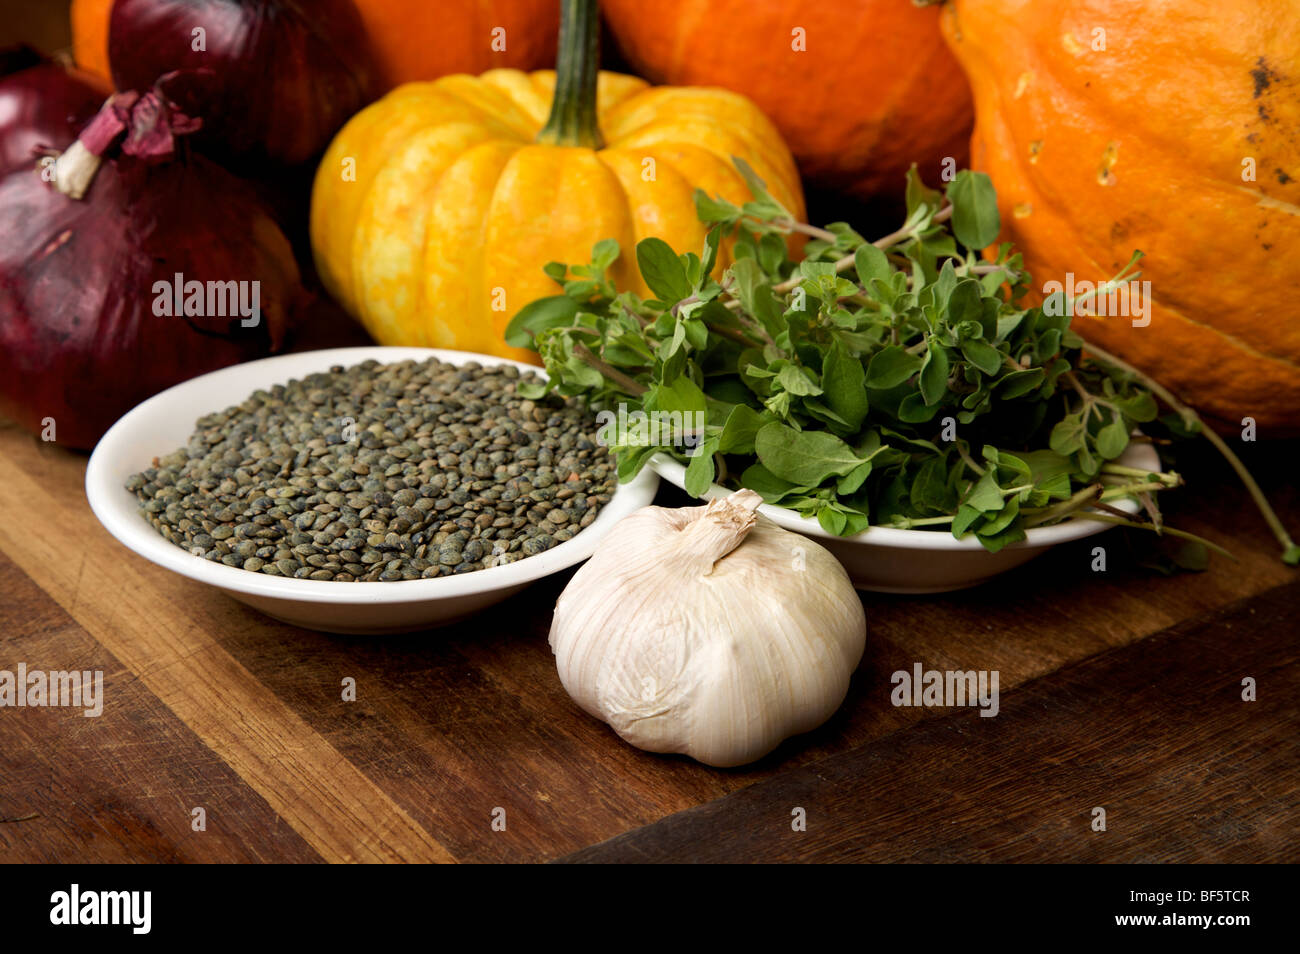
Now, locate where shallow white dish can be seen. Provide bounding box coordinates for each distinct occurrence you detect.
[86,347,659,633]
[650,441,1160,593]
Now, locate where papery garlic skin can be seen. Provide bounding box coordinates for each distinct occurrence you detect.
[549,490,866,767]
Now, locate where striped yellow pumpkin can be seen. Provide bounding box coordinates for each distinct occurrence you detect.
[310,0,803,364]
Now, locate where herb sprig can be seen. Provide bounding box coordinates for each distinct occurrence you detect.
[507,162,1298,562]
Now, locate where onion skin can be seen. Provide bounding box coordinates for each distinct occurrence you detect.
[108,0,376,166]
[0,77,303,451]
[0,51,108,176]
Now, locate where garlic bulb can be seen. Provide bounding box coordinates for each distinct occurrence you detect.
[549,489,866,767]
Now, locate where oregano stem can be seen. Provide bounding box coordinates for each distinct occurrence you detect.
[536,0,604,149]
[955,442,986,477]
[773,205,954,294]
[1021,483,1103,527]
[574,343,646,395]
[1098,480,1177,500]
[774,219,840,243]
[1079,337,1300,565]
[1101,462,1181,485]
[890,515,956,528]
[1069,513,1237,561]
[709,323,764,348]
[873,205,954,251]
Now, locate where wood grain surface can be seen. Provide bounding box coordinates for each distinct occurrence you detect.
[1,412,1297,863]
[562,579,1300,863]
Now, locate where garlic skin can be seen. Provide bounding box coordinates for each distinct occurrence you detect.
[549,489,866,767]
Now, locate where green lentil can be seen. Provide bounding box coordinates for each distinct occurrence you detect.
[126,357,614,581]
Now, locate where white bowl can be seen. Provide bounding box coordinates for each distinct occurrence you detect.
[650,442,1161,593]
[86,347,659,633]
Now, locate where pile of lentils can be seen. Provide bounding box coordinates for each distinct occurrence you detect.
[125,358,615,581]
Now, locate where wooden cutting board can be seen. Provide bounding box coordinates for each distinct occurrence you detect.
[1,415,1296,863]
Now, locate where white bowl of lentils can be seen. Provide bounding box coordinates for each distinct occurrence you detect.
[86,347,660,633]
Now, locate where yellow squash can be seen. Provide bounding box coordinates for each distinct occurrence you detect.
[311,0,804,364]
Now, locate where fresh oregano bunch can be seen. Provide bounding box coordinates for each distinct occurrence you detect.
[507,161,1298,563]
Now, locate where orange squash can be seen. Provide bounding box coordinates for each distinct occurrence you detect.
[310,0,804,363]
[942,0,1300,431]
[600,0,973,199]
[71,0,560,93]
[354,0,559,91]
[70,0,113,85]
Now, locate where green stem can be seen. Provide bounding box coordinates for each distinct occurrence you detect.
[621,303,649,329]
[574,343,646,395]
[1022,483,1103,527]
[536,0,603,149]
[967,263,1021,280]
[1097,480,1175,501]
[1066,250,1144,313]
[1079,336,1300,565]
[1069,513,1237,561]
[774,218,840,243]
[956,442,986,477]
[708,322,764,348]
[1100,462,1180,485]
[731,310,779,351]
[890,515,956,528]
[772,205,953,295]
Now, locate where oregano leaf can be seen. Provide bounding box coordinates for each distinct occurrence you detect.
[947,170,1001,250]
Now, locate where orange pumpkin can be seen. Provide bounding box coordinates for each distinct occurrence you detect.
[942,0,1300,431]
[70,0,113,85]
[71,0,560,93]
[600,0,973,199]
[355,0,559,91]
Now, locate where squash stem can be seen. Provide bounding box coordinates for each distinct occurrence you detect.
[536,0,604,149]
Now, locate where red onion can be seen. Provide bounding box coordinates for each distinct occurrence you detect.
[107,0,376,166]
[0,76,306,450]
[0,47,108,176]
